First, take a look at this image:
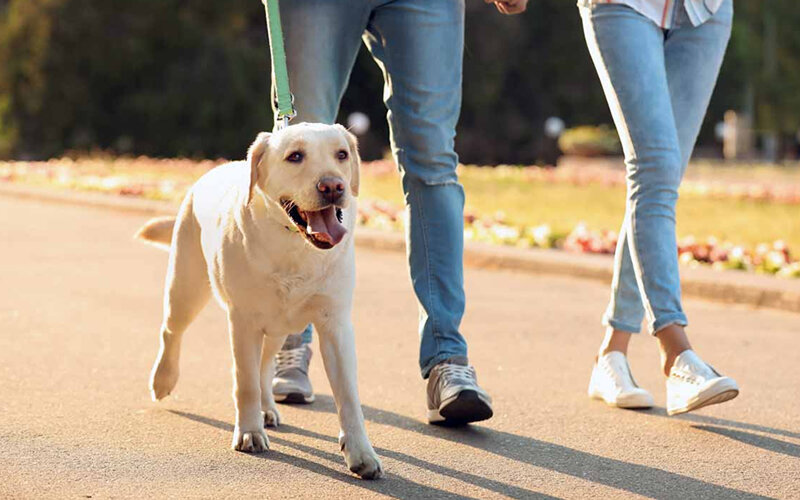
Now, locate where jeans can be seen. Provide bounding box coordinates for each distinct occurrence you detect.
[278,0,468,378]
[579,0,732,334]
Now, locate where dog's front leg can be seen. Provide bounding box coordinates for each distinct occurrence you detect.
[317,319,382,479]
[229,312,269,452]
[260,335,285,428]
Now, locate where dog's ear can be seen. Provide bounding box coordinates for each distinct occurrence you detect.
[335,124,361,197]
[247,131,271,205]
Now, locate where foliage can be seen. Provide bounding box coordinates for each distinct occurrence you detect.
[0,0,271,159]
[557,125,621,156]
[0,0,798,161]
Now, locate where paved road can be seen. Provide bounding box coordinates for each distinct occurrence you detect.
[1,196,798,499]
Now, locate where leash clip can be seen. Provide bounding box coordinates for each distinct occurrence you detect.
[273,92,297,130]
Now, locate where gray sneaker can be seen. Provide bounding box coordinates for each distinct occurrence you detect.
[427,356,493,425]
[272,335,314,404]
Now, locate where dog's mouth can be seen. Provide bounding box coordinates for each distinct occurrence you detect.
[281,199,346,250]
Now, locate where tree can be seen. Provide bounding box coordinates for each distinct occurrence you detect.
[1,0,798,162]
[0,0,271,159]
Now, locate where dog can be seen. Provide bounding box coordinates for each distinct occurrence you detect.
[136,122,382,479]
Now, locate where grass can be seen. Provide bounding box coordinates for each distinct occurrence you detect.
[360,165,800,250]
[4,155,798,251]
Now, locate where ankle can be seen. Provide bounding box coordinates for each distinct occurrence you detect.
[598,345,627,358]
[655,324,692,376]
[598,328,632,359]
[661,347,691,376]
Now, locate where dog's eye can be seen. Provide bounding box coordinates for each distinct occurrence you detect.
[337,150,348,161]
[286,151,304,163]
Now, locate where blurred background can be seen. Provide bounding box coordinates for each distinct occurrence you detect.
[1,0,798,163]
[1,0,798,277]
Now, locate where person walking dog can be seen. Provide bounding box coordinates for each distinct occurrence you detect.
[270,0,528,424]
[579,0,740,414]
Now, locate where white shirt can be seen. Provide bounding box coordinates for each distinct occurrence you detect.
[578,0,725,29]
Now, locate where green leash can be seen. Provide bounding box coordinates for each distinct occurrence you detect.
[263,0,296,129]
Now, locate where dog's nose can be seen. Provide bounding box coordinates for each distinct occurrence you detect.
[317,177,345,203]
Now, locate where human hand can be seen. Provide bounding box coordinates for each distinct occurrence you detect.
[484,0,528,15]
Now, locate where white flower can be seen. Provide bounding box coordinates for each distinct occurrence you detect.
[767,251,787,267]
[529,224,552,246]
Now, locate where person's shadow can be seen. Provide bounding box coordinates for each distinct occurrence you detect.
[644,408,800,459]
[170,395,783,499]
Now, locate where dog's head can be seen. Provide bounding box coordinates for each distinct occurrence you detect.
[247,122,360,250]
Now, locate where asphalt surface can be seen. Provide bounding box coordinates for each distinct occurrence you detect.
[1,196,798,499]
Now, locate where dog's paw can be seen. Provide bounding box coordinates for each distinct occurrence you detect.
[232,427,270,453]
[339,433,383,480]
[263,407,281,428]
[149,359,179,401]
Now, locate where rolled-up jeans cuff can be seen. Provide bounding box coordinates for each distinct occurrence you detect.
[420,351,465,380]
[603,316,642,334]
[650,314,689,336]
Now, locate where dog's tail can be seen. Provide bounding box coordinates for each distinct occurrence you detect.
[135,217,176,251]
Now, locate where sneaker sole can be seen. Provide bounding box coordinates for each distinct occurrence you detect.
[428,390,493,426]
[274,392,315,404]
[588,388,654,409]
[668,378,739,416]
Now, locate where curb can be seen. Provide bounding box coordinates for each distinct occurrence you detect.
[2,182,798,314]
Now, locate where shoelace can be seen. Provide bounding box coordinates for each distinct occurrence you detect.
[671,360,719,385]
[670,370,700,384]
[275,346,307,373]
[437,364,476,386]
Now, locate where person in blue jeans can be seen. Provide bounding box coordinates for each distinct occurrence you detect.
[271,0,528,425]
[580,0,741,415]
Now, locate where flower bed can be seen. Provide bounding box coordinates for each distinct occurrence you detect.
[358,199,799,278]
[2,157,798,278]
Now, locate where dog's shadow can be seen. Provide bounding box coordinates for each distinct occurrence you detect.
[169,409,530,500]
[170,395,780,499]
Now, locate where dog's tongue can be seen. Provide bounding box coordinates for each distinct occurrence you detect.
[306,207,346,246]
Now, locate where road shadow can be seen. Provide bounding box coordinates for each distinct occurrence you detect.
[300,396,770,499]
[641,406,800,441]
[692,425,800,459]
[637,406,800,458]
[274,423,554,500]
[172,395,770,500]
[168,409,556,499]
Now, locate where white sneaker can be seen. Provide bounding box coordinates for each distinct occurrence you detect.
[666,350,739,416]
[588,351,654,409]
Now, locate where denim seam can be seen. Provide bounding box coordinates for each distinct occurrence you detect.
[585,10,659,325]
[627,203,658,326]
[411,183,441,350]
[604,214,641,331]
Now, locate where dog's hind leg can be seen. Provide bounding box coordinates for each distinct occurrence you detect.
[260,335,285,428]
[149,196,211,401]
[317,319,382,479]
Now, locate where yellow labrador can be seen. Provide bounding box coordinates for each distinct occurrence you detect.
[136,123,382,479]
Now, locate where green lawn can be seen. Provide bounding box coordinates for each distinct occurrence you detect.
[360,166,800,250]
[5,156,797,251]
